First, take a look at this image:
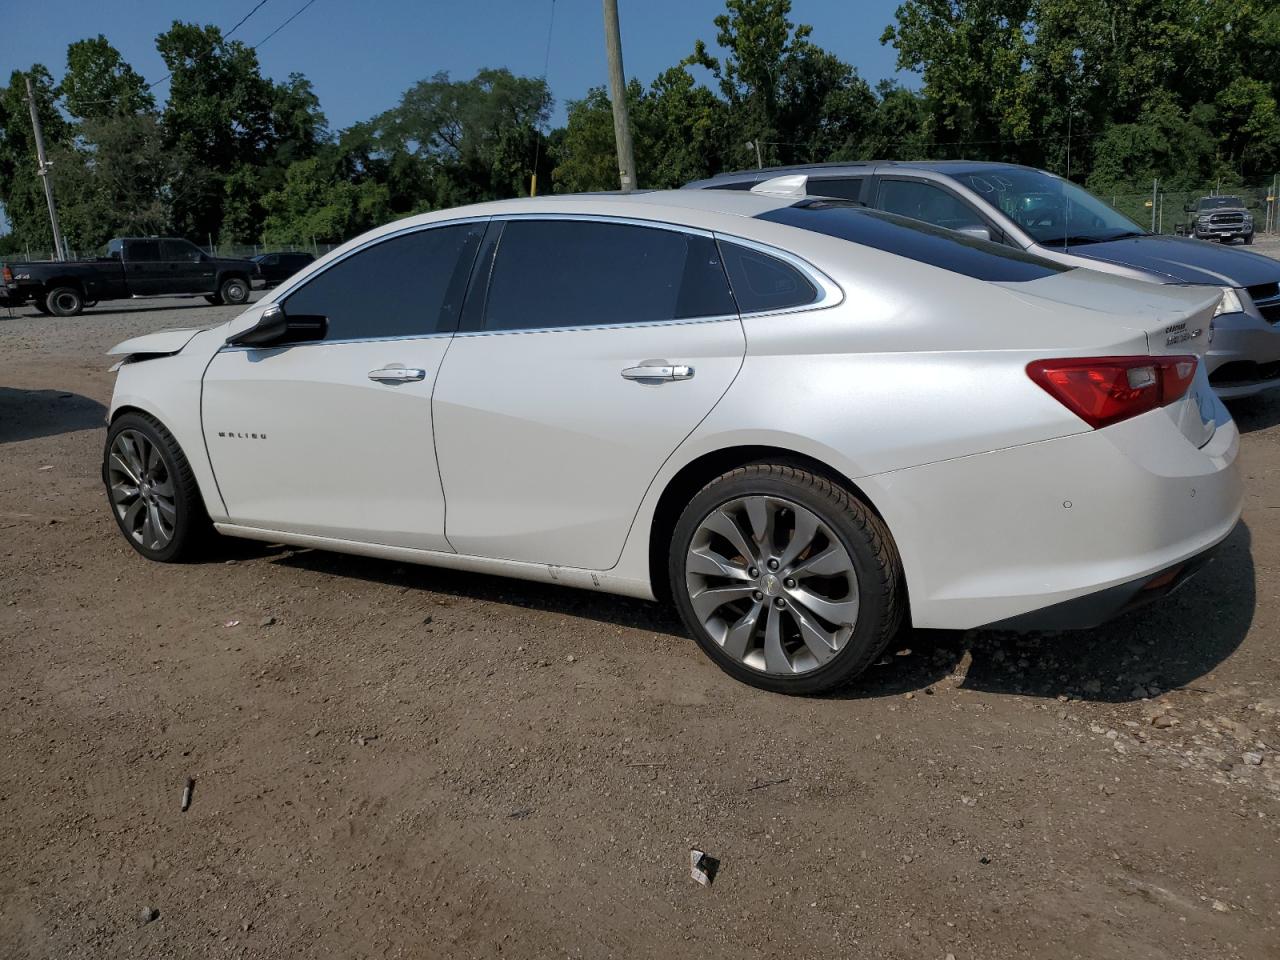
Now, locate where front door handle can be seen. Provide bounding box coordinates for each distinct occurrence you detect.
[621,360,695,382]
[368,366,427,383]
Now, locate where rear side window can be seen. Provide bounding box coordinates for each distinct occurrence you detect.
[128,240,160,261]
[756,200,1070,283]
[284,223,485,340]
[717,241,818,313]
[810,177,865,203]
[481,220,735,332]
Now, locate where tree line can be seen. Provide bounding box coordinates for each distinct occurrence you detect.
[2,0,1278,256]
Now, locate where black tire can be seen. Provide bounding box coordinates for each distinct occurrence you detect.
[45,286,83,317]
[103,412,213,563]
[218,275,250,305]
[1244,233,1254,246]
[669,463,905,695]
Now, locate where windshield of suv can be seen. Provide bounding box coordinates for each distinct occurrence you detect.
[1197,196,1244,211]
[942,167,1146,247]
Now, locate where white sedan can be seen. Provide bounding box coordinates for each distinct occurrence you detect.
[103,186,1242,693]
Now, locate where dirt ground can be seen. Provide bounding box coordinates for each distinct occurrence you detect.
[1,289,1278,960]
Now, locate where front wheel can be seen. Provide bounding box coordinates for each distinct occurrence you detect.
[104,413,213,562]
[1244,233,1254,246]
[218,276,250,305]
[670,464,905,694]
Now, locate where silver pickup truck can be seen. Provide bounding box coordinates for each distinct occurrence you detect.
[1188,196,1255,244]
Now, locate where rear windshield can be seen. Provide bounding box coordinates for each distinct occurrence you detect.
[756,200,1071,283]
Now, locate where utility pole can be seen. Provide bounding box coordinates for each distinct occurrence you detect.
[25,75,67,262]
[602,0,637,193]
[1150,177,1158,233]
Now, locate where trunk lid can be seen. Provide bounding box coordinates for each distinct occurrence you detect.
[998,270,1221,447]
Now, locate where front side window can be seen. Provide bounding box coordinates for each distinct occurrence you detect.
[283,223,485,341]
[879,179,986,233]
[482,220,736,332]
[161,239,202,262]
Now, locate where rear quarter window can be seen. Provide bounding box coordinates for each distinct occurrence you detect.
[756,200,1070,283]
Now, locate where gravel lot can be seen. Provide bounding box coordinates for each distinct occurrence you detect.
[2,287,1279,960]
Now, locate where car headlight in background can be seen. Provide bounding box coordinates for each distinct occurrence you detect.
[1214,286,1243,317]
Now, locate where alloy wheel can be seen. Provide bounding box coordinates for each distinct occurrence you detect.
[684,495,860,675]
[107,429,177,550]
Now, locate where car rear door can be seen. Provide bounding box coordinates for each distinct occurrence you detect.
[431,216,746,569]
[201,221,486,549]
[122,239,164,295]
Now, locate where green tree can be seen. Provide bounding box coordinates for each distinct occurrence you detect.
[260,156,390,244]
[59,35,154,120]
[0,66,71,252]
[377,68,552,208]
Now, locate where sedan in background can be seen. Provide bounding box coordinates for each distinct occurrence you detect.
[688,162,1280,398]
[102,190,1240,693]
[250,251,315,288]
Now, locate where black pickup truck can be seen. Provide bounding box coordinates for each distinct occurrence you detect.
[1,237,255,316]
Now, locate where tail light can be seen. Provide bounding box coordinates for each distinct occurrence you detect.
[1,265,11,284]
[1027,355,1198,429]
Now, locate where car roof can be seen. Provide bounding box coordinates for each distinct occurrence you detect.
[381,188,799,233]
[686,160,1053,187]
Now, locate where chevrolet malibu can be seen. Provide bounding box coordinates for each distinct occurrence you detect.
[102,189,1242,694]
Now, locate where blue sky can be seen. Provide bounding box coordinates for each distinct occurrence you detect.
[2,0,916,130]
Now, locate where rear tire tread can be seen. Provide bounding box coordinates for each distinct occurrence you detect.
[672,462,906,693]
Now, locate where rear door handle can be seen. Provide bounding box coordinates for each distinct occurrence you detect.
[621,360,695,382]
[368,366,426,383]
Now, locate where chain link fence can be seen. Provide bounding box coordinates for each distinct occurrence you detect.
[1102,179,1280,238]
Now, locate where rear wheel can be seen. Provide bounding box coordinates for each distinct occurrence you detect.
[219,276,250,305]
[670,463,905,694]
[104,412,213,562]
[45,286,83,317]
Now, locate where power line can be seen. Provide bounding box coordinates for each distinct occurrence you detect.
[146,0,276,90]
[253,0,321,49]
[226,0,272,40]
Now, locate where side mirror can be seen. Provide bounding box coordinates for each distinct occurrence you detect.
[226,304,327,347]
[955,224,991,242]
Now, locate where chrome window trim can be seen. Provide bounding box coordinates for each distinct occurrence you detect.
[452,315,740,339]
[712,231,844,317]
[471,214,842,334]
[219,330,456,353]
[263,215,493,306]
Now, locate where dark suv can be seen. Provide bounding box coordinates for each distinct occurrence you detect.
[687,161,1280,398]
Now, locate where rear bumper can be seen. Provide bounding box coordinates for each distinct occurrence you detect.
[865,397,1242,630]
[980,540,1223,630]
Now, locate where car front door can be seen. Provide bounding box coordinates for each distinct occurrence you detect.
[431,216,747,570]
[875,177,1001,240]
[159,239,217,294]
[201,221,486,550]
